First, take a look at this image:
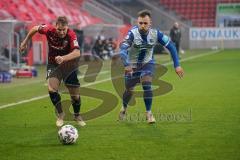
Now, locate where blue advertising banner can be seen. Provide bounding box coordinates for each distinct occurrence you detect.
[190,27,240,40]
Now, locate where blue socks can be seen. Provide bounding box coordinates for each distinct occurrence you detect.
[122,90,133,108]
[142,81,153,112]
[122,81,153,112]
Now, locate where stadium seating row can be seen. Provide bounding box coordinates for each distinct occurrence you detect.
[0,0,102,27]
[159,0,240,27]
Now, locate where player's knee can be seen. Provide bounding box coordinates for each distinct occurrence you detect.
[142,81,152,91]
[48,85,58,92]
[71,95,80,101]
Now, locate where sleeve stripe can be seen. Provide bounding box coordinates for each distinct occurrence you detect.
[164,39,170,47]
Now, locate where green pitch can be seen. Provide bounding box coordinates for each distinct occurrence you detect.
[0,49,239,160]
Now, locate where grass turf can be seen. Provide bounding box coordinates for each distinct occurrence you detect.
[0,49,239,160]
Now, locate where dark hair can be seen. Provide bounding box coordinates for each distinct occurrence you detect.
[56,16,68,26]
[138,10,151,18]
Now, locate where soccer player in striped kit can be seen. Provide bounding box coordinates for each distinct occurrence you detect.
[119,10,184,123]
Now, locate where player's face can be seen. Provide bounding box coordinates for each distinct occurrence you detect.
[137,16,151,33]
[56,24,68,38]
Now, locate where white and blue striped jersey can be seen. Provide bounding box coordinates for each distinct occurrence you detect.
[120,26,180,68]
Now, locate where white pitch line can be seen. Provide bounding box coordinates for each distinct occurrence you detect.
[0,95,49,109]
[2,70,110,88]
[163,49,222,66]
[79,70,109,78]
[1,79,44,89]
[0,78,113,110]
[0,49,222,110]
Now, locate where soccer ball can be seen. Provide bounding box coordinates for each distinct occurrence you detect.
[58,124,78,144]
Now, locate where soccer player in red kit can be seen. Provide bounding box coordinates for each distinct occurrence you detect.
[19,16,86,127]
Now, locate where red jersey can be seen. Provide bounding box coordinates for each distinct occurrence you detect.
[38,24,79,64]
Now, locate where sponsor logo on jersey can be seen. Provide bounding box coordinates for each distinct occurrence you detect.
[73,40,79,47]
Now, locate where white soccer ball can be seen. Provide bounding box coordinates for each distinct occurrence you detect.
[58,124,79,144]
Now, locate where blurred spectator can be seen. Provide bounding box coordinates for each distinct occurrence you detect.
[170,22,181,55]
[92,36,117,60]
[106,38,117,57]
[102,39,109,59]
[1,46,9,58]
[0,46,18,64]
[92,36,103,59]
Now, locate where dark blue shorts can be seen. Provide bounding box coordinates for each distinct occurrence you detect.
[125,63,155,89]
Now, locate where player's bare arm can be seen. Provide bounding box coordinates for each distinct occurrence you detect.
[55,49,81,64]
[19,26,39,53]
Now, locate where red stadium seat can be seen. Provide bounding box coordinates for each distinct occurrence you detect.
[159,0,238,27]
[0,0,102,27]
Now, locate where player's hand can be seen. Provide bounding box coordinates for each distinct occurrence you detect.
[55,56,64,64]
[19,41,27,53]
[124,66,133,75]
[175,66,184,79]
